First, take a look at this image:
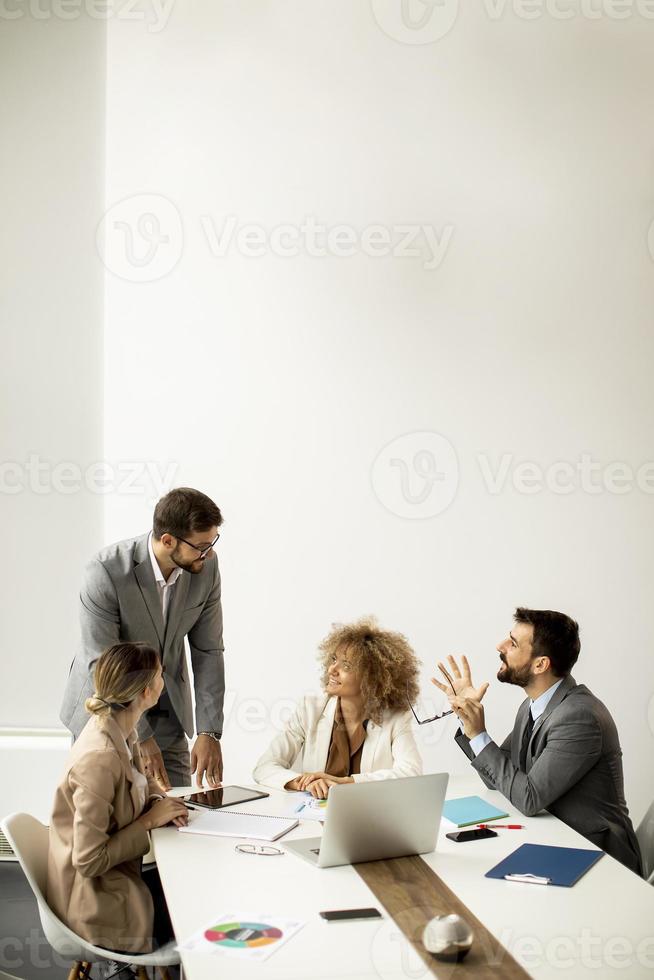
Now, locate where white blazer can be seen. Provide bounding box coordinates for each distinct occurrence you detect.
[253,694,423,791]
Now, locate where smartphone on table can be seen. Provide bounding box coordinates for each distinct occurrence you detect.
[445,827,498,842]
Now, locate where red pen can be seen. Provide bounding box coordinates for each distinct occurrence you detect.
[477,824,524,830]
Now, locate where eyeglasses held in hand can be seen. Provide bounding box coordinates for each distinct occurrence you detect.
[234,843,284,857]
[406,683,454,725]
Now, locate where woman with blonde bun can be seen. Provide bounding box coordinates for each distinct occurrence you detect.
[47,642,188,972]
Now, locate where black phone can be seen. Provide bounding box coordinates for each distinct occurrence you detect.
[319,908,382,922]
[445,827,498,844]
[446,827,498,842]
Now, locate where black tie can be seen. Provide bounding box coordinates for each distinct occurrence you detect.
[519,710,535,771]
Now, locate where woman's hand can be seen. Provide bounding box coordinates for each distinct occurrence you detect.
[285,772,354,795]
[303,773,355,798]
[296,771,327,791]
[307,777,334,799]
[138,796,189,831]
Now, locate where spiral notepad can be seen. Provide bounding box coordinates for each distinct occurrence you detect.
[178,810,299,842]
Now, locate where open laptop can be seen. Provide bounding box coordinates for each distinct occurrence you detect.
[283,773,448,868]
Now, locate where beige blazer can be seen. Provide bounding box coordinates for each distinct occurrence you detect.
[47,715,162,954]
[253,694,422,791]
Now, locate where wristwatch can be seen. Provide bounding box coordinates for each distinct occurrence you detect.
[198,731,221,742]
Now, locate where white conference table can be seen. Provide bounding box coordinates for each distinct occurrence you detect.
[153,774,654,980]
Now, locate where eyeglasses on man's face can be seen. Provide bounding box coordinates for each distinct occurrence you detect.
[406,684,453,725]
[168,532,220,559]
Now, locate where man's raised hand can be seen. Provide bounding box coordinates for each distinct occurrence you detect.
[431,654,489,703]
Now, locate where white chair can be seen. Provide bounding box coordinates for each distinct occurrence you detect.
[636,799,654,883]
[1,813,181,980]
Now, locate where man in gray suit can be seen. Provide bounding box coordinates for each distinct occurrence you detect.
[61,487,225,789]
[433,608,642,875]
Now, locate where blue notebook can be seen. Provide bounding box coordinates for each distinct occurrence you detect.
[486,843,604,887]
[442,795,509,827]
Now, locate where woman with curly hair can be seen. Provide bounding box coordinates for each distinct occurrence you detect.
[253,617,423,798]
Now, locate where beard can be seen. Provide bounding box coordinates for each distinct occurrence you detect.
[171,546,206,575]
[497,655,533,688]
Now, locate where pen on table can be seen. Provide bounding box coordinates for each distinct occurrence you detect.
[477,824,524,830]
[185,803,197,810]
[504,873,550,885]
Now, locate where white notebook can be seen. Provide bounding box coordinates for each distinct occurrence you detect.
[178,810,299,842]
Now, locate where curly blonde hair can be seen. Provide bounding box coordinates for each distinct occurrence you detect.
[318,616,421,724]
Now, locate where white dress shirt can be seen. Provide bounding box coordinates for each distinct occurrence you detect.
[147,531,182,623]
[469,677,565,757]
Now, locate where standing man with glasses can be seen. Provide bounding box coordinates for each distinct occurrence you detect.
[60,487,226,790]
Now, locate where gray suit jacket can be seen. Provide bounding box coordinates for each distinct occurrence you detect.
[455,675,642,875]
[60,533,225,741]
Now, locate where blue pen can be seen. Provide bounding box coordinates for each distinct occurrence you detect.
[294,803,305,813]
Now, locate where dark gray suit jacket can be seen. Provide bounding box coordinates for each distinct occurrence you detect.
[455,675,642,875]
[60,533,225,742]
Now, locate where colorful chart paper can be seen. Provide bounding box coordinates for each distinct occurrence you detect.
[179,911,304,962]
[204,921,283,948]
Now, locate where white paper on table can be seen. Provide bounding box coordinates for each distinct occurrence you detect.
[178,911,304,962]
[281,791,328,822]
[295,799,328,822]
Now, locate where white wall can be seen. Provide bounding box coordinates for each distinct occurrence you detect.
[101,1,654,822]
[0,9,105,729]
[5,1,654,827]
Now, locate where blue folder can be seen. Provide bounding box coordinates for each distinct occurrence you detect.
[442,795,508,828]
[486,843,604,887]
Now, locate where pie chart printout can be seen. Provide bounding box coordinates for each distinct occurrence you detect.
[204,921,284,949]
